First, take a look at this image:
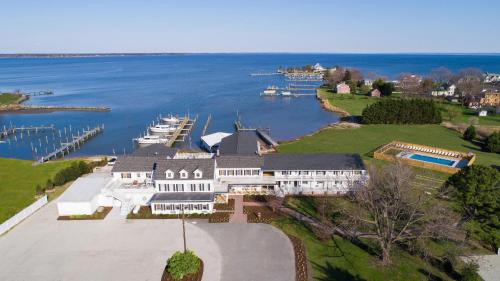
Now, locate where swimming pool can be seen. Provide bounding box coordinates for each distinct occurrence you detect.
[408,154,456,167]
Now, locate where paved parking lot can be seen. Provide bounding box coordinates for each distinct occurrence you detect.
[0,201,294,281]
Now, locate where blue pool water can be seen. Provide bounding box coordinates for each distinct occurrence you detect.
[409,154,456,167]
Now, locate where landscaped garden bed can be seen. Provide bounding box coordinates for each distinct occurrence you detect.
[287,234,309,281]
[162,251,203,281]
[244,206,282,223]
[213,198,235,212]
[58,206,112,220]
[127,206,229,223]
[208,213,230,223]
[243,195,272,203]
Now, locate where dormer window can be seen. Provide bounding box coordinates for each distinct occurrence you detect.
[180,169,188,179]
[166,169,174,179]
[194,169,202,179]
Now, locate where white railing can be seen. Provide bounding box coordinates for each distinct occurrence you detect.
[0,195,48,236]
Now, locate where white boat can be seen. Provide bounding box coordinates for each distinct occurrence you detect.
[161,116,179,125]
[261,86,278,96]
[134,134,169,145]
[149,124,177,134]
[281,91,292,96]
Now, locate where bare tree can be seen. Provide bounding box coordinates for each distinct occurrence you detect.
[397,73,422,96]
[349,162,427,265]
[346,68,363,82]
[430,67,453,85]
[324,67,345,87]
[455,68,484,98]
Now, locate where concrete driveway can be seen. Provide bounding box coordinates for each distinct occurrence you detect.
[0,201,294,281]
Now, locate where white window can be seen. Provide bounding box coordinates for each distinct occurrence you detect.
[194,169,202,179]
[180,170,188,179]
[166,170,174,179]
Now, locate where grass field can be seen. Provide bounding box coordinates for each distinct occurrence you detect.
[278,124,499,167]
[319,88,377,116]
[0,93,22,105]
[319,88,500,126]
[274,218,452,281]
[0,158,77,223]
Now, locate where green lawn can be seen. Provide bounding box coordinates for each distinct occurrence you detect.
[279,124,499,167]
[0,158,77,223]
[274,218,452,281]
[319,88,378,116]
[0,93,22,105]
[437,102,500,126]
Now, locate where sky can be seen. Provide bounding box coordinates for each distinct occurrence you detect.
[1,0,499,54]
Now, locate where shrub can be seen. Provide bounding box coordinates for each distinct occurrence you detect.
[167,250,201,280]
[485,131,500,153]
[362,98,442,124]
[35,184,44,195]
[45,179,54,190]
[53,171,66,186]
[463,126,476,141]
[461,261,481,281]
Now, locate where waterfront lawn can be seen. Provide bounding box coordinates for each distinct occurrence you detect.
[318,88,378,116]
[0,93,22,105]
[273,218,451,281]
[0,158,77,223]
[278,124,499,167]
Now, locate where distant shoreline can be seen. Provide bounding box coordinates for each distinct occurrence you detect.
[1,52,500,59]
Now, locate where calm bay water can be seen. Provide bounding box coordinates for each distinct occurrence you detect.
[1,54,500,160]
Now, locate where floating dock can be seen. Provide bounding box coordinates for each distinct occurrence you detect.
[34,125,104,164]
[165,116,197,147]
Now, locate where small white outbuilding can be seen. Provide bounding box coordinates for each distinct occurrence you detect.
[57,173,112,216]
[201,132,232,152]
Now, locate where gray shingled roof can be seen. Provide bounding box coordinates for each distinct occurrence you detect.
[155,158,215,180]
[131,144,178,158]
[263,154,365,171]
[111,156,156,172]
[218,131,259,155]
[150,192,214,202]
[216,155,264,168]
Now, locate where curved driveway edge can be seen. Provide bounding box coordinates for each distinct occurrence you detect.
[197,222,295,281]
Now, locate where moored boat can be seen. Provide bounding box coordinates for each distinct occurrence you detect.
[149,124,176,134]
[134,134,169,145]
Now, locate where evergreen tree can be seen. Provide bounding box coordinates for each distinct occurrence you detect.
[463,126,476,141]
[485,131,500,153]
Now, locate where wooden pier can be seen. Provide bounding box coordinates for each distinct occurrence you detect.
[34,125,104,164]
[1,125,55,139]
[165,116,197,147]
[201,114,211,136]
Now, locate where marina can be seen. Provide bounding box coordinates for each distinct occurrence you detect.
[34,124,104,164]
[134,114,197,147]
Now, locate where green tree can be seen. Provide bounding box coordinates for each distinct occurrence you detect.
[78,161,90,175]
[463,126,476,141]
[485,131,500,153]
[447,165,500,250]
[372,79,394,96]
[167,251,201,280]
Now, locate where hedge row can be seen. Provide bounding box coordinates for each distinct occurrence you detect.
[36,158,107,195]
[362,99,442,124]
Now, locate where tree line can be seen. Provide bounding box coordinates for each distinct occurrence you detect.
[361,99,442,124]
